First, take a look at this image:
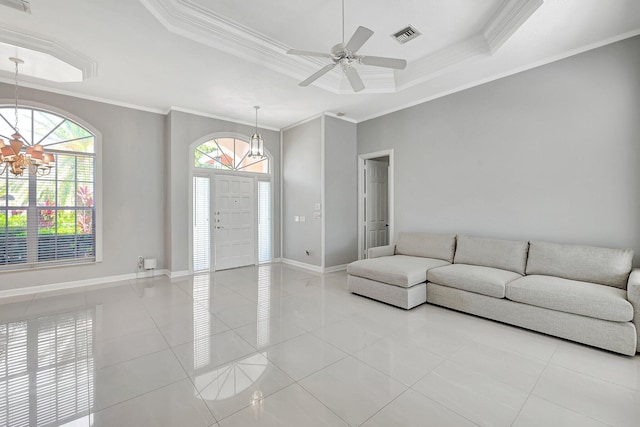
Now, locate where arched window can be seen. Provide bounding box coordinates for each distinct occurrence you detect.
[0,107,96,269]
[194,137,269,174]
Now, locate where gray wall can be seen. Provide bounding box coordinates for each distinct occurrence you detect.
[282,117,322,266]
[167,110,281,273]
[324,116,358,267]
[358,36,640,263]
[0,84,166,290]
[0,87,283,290]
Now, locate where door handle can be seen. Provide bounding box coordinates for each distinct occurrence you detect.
[216,226,227,229]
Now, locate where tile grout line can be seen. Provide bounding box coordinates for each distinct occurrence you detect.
[508,339,564,427]
[140,282,221,425]
[546,352,640,393]
[294,374,353,426]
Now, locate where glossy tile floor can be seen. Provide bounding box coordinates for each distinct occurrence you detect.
[1,264,639,426]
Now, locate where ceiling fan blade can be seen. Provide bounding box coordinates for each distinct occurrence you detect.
[299,63,337,86]
[344,67,365,92]
[344,26,374,53]
[287,49,332,58]
[360,56,407,70]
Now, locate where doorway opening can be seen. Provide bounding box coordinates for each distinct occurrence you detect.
[358,150,394,259]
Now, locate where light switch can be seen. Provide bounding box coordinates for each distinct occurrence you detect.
[300,216,306,222]
[315,203,321,210]
[294,216,299,222]
[314,212,321,219]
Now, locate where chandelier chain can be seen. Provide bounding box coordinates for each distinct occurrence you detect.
[14,59,19,134]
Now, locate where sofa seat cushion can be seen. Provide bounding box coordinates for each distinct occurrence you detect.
[506,275,633,322]
[427,264,521,298]
[347,255,449,288]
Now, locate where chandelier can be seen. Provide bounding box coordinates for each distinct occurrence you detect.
[0,57,55,177]
[249,106,265,158]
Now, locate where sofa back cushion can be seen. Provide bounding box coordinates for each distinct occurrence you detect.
[454,235,529,274]
[395,232,457,263]
[526,241,633,289]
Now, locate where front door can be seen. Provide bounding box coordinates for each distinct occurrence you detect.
[364,159,389,255]
[214,175,255,270]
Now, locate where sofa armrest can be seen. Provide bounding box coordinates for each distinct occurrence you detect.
[367,245,395,259]
[627,268,640,353]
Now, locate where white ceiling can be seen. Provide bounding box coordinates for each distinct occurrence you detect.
[0,0,638,129]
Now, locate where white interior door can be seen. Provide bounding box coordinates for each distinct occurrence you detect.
[214,175,255,270]
[365,159,389,254]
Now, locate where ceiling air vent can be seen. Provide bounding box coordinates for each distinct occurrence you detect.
[0,0,30,13]
[391,25,421,44]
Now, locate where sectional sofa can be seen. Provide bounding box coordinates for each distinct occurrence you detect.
[347,233,639,356]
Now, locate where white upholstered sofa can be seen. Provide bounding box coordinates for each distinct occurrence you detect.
[347,233,639,355]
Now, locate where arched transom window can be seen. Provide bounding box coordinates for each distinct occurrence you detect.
[0,107,96,269]
[194,137,269,174]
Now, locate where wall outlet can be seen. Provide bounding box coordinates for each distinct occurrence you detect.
[137,256,143,270]
[299,216,305,222]
[314,211,321,219]
[315,203,321,210]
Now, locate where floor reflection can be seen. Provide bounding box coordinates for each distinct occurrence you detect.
[0,309,94,427]
[192,274,211,369]
[196,352,268,401]
[256,265,271,348]
[191,265,274,408]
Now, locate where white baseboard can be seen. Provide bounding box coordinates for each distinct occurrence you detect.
[324,264,348,273]
[281,258,324,273]
[280,259,347,273]
[168,270,191,279]
[0,268,177,299]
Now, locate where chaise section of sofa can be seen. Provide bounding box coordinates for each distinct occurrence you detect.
[347,233,456,309]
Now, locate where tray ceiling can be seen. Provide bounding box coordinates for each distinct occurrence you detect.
[0,0,638,128]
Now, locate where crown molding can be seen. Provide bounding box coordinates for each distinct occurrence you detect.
[0,26,97,81]
[323,112,358,124]
[139,0,542,94]
[169,106,280,131]
[484,0,544,53]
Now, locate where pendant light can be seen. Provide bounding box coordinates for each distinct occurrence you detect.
[0,57,55,176]
[249,106,265,158]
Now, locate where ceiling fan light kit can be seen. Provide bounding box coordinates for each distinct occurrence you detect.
[287,0,407,92]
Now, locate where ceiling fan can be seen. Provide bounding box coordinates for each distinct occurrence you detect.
[287,0,407,92]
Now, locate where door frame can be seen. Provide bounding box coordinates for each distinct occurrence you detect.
[188,132,274,273]
[358,149,394,260]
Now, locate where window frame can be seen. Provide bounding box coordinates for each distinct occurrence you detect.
[193,136,270,175]
[0,102,102,272]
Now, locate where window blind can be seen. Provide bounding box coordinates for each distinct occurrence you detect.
[258,181,271,263]
[193,176,210,271]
